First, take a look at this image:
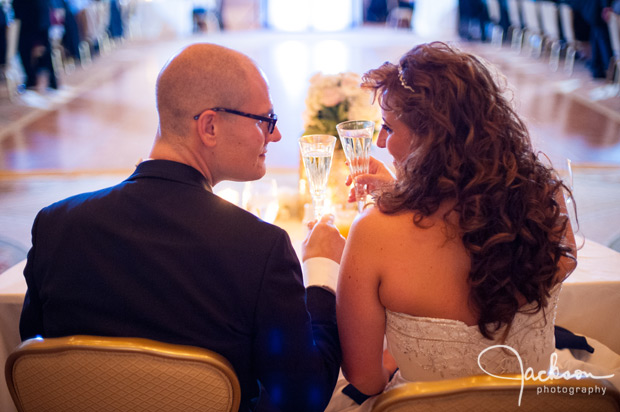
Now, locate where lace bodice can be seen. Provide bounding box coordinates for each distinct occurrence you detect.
[385,286,561,383]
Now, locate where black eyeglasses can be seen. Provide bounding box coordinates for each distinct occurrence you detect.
[193,107,278,134]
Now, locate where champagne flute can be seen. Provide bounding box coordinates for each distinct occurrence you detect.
[299,135,337,220]
[336,120,374,213]
[558,158,574,192]
[556,158,578,235]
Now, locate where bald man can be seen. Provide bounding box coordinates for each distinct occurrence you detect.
[19,44,344,412]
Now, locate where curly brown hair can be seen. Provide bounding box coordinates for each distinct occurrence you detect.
[362,42,575,339]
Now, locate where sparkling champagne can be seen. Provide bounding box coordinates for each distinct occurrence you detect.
[302,151,333,196]
[340,135,372,176]
[299,134,337,220]
[337,120,375,213]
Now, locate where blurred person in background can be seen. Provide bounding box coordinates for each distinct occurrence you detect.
[568,0,613,79]
[13,0,58,90]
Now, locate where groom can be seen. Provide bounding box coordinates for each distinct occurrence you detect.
[19,43,345,412]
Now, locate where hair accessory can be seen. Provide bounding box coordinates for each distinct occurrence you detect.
[398,64,415,93]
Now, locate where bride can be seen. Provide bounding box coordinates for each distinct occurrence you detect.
[326,42,577,411]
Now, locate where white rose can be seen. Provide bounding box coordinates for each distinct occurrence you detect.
[321,86,344,107]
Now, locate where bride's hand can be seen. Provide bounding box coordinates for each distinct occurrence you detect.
[345,156,396,202]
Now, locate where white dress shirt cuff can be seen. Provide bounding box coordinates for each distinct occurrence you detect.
[302,257,340,294]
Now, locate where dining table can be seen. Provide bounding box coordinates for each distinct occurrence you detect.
[0,233,618,412]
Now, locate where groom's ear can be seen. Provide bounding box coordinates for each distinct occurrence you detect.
[195,111,217,147]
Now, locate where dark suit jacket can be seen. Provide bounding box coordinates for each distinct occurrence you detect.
[13,0,52,32]
[568,0,611,26]
[20,160,341,412]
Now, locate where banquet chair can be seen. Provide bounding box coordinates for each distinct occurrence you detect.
[608,12,620,84]
[371,374,620,412]
[486,0,504,47]
[521,0,544,58]
[192,0,222,33]
[1,19,20,102]
[506,0,524,52]
[386,7,413,30]
[559,3,578,75]
[539,1,562,72]
[5,335,241,412]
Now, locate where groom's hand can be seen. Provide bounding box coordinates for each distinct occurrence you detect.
[302,214,345,264]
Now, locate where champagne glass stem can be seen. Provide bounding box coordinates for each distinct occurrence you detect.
[313,192,326,220]
[356,199,365,213]
[355,182,366,213]
[562,158,578,235]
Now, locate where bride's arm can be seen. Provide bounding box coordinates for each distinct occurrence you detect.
[337,208,396,396]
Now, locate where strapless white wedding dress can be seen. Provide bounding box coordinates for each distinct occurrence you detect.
[386,285,560,383]
[325,286,561,412]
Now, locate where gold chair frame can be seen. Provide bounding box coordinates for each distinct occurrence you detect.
[372,373,620,412]
[5,335,241,412]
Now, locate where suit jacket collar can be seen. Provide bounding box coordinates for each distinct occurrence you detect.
[126,159,213,192]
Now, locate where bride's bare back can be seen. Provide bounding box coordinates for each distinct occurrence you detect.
[362,203,477,326]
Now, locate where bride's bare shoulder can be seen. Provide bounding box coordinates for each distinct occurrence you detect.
[352,203,461,246]
[352,205,415,234]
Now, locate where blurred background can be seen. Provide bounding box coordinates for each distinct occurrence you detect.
[0,0,619,272]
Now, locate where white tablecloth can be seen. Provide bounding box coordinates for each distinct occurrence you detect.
[555,237,620,354]
[0,258,27,412]
[1,236,619,411]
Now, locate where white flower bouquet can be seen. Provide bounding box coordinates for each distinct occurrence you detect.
[302,72,381,149]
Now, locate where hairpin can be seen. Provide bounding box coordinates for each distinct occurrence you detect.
[398,64,415,93]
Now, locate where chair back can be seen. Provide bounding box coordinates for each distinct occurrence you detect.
[559,3,575,44]
[539,1,560,41]
[609,12,620,83]
[371,374,620,412]
[386,7,413,29]
[5,335,241,412]
[558,3,578,74]
[486,0,502,25]
[521,0,542,33]
[2,19,20,101]
[486,0,504,46]
[507,0,522,28]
